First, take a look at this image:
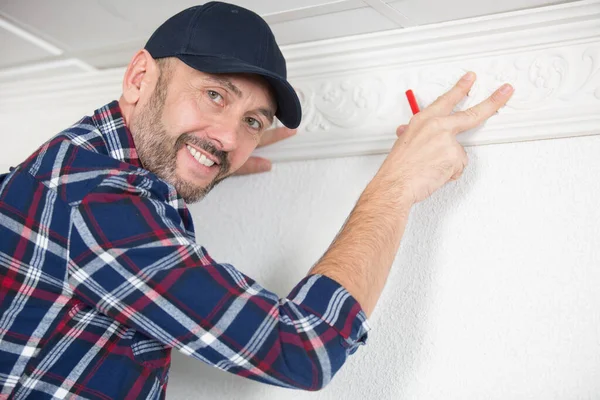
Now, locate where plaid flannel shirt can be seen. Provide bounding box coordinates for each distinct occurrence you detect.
[0,101,370,399]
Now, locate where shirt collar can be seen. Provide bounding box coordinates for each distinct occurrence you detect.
[90,101,192,223]
[91,100,142,168]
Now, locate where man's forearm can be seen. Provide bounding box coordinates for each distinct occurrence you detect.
[308,73,513,319]
[308,161,413,318]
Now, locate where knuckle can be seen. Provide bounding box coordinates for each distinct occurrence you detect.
[424,117,444,131]
[410,113,425,125]
[447,145,462,161]
[451,145,462,158]
[436,92,450,104]
[439,160,454,173]
[490,90,506,105]
[464,107,480,120]
[451,170,464,181]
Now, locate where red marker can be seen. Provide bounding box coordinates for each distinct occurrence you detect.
[405,89,420,114]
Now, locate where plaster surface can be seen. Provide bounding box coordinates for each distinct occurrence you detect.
[162,135,600,399]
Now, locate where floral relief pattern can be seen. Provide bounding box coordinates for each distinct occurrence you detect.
[293,43,600,132]
[295,76,389,132]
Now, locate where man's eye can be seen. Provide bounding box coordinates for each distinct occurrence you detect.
[207,90,223,103]
[245,117,262,130]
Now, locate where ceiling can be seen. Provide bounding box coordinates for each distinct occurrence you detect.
[0,0,572,83]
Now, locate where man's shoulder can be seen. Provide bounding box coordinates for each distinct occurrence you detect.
[18,115,151,205]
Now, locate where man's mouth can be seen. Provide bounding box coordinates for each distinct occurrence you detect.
[185,144,218,168]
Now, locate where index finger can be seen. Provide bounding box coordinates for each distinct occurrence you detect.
[421,71,477,117]
[448,83,514,134]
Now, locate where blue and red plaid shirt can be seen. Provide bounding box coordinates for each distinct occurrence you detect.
[0,101,370,399]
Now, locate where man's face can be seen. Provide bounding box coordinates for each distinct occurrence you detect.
[129,59,276,203]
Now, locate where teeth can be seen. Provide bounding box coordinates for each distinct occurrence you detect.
[186,145,215,167]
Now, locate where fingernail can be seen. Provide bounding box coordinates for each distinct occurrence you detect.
[500,84,513,94]
[462,72,475,82]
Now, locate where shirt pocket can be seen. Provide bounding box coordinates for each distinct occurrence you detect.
[129,330,172,371]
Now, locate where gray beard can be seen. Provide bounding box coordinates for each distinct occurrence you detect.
[130,86,230,203]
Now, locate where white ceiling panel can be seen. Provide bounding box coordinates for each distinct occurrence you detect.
[1,0,152,51]
[0,0,584,81]
[270,6,399,46]
[222,0,356,15]
[0,26,52,68]
[0,0,363,53]
[262,0,365,24]
[386,0,574,25]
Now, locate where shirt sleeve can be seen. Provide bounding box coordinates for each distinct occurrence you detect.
[67,174,371,391]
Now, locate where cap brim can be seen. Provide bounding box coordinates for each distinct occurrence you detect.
[176,54,302,129]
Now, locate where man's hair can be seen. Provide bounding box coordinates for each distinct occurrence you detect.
[153,57,174,104]
[155,57,173,76]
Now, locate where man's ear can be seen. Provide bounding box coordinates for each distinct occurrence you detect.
[121,49,159,106]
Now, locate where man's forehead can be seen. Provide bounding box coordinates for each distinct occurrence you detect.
[205,73,270,93]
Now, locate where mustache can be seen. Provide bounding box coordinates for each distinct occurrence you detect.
[175,133,229,173]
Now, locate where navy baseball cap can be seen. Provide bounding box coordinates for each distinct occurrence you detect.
[144,1,302,129]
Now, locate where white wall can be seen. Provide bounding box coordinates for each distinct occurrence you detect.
[168,136,600,399]
[2,110,599,398]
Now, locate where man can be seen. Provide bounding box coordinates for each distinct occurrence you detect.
[0,2,513,399]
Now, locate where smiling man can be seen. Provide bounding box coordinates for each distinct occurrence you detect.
[0,2,514,399]
[125,60,278,203]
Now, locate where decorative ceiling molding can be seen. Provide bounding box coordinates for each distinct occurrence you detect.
[1,0,599,162]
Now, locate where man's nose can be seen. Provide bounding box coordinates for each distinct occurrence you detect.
[205,119,239,152]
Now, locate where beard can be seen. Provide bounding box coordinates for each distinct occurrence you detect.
[130,76,230,203]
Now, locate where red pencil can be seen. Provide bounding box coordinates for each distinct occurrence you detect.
[405,89,420,115]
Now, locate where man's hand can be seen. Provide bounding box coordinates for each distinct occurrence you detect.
[382,71,514,204]
[310,72,514,317]
[234,127,297,176]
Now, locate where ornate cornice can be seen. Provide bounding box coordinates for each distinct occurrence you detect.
[1,0,599,161]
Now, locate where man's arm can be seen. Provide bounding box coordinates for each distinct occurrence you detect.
[68,174,368,391]
[310,72,514,317]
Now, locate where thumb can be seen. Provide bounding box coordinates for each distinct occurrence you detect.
[396,124,408,137]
